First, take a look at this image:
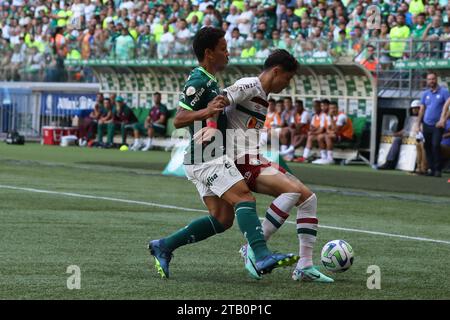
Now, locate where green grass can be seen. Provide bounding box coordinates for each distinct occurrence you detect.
[0,143,449,299]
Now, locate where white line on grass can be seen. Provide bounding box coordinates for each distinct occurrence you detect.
[1,184,450,246]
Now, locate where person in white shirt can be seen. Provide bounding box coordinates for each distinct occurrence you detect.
[225,5,240,31]
[174,19,191,57]
[237,2,255,38]
[157,24,175,59]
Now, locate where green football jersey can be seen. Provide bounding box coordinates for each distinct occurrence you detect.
[179,66,227,164]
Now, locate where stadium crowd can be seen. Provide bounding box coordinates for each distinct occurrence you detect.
[1,0,450,81]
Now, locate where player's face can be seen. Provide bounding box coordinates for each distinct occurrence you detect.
[211,37,229,72]
[330,104,338,116]
[271,68,296,93]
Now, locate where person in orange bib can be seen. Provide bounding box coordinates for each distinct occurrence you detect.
[313,101,353,165]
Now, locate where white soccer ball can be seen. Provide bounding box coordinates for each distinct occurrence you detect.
[321,240,354,273]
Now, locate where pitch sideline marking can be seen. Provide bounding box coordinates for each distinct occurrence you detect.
[1,184,450,246]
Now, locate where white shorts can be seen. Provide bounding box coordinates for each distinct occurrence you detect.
[185,155,244,199]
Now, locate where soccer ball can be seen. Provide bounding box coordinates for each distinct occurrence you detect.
[321,240,354,273]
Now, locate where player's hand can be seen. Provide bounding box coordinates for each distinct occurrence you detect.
[206,96,227,118]
[436,119,445,129]
[193,126,219,144]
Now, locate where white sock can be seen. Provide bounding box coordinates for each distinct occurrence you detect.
[327,150,333,161]
[320,149,327,160]
[262,193,300,240]
[296,194,318,269]
[303,147,310,158]
[145,138,152,147]
[133,138,141,146]
[281,145,288,152]
[289,148,295,158]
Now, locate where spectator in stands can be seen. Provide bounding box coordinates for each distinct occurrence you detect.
[441,22,450,59]
[174,19,191,57]
[280,99,310,161]
[241,38,256,58]
[157,24,175,59]
[415,72,450,177]
[359,44,379,74]
[379,100,421,170]
[131,92,168,152]
[227,27,245,57]
[389,14,410,60]
[115,26,135,60]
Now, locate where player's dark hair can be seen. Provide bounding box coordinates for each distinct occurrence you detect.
[268,98,276,103]
[263,49,299,73]
[154,92,161,96]
[321,98,330,104]
[193,27,225,62]
[295,99,303,106]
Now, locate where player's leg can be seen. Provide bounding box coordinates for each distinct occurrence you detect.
[279,127,291,155]
[149,169,233,279]
[130,123,143,151]
[106,122,116,145]
[120,122,127,145]
[142,124,155,151]
[220,177,294,274]
[325,133,336,164]
[206,157,295,274]
[301,133,315,160]
[254,166,333,282]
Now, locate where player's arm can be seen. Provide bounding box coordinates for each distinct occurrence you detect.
[174,96,226,128]
[224,81,261,106]
[414,92,427,132]
[437,96,450,128]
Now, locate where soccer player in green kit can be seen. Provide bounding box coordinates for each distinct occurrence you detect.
[149,27,296,279]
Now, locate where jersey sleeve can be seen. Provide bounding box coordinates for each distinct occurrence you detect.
[320,114,327,128]
[225,80,261,106]
[178,77,208,111]
[300,111,309,124]
[336,114,347,126]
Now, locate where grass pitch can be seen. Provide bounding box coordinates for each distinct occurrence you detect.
[0,143,449,300]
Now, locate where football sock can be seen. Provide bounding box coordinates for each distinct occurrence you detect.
[320,149,327,160]
[303,147,310,159]
[296,194,318,269]
[235,201,271,261]
[262,193,300,240]
[163,215,225,252]
[327,150,333,161]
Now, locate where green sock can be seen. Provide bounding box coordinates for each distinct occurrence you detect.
[235,201,271,261]
[163,215,225,252]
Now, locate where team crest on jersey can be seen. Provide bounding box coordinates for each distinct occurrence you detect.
[246,116,264,129]
[186,86,196,96]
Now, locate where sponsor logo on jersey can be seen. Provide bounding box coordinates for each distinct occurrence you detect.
[190,87,205,107]
[246,116,264,129]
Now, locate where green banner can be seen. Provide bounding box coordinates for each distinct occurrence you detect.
[394,59,450,69]
[65,57,334,68]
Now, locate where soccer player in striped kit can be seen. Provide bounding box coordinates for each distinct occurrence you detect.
[198,49,333,282]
